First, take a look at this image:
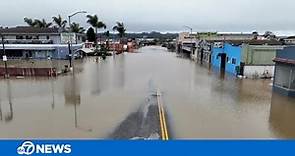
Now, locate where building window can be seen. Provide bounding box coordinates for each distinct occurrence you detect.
[16,35,23,39]
[26,36,32,39]
[232,58,237,65]
[226,57,230,63]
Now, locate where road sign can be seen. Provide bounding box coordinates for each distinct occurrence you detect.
[2,55,7,61]
[61,33,76,44]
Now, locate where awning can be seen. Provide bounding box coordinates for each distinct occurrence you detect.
[273,58,295,65]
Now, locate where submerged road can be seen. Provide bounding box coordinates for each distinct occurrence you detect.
[109,81,169,140]
[0,46,295,139]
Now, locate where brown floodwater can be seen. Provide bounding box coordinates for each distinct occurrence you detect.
[0,46,294,139]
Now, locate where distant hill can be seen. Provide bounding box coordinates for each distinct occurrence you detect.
[98,31,178,40]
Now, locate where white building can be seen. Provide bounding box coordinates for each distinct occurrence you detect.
[0,26,84,59]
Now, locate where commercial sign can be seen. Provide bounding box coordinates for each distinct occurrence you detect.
[61,33,76,44]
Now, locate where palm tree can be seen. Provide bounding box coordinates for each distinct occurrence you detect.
[24,17,52,28]
[24,17,37,27]
[104,30,110,50]
[35,19,52,28]
[70,22,85,33]
[70,22,85,44]
[52,15,67,28]
[112,22,126,42]
[86,14,106,43]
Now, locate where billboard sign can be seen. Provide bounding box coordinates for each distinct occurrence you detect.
[61,33,76,44]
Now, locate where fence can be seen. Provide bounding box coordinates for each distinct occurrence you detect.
[0,67,57,77]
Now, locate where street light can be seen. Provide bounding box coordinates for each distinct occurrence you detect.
[68,11,87,69]
[68,11,87,29]
[183,25,193,36]
[1,34,8,78]
[183,25,194,54]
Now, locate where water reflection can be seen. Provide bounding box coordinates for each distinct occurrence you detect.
[113,55,125,89]
[50,77,55,110]
[91,58,103,95]
[63,72,91,132]
[0,46,294,139]
[269,93,295,138]
[219,70,225,80]
[5,80,13,122]
[64,73,81,106]
[0,80,14,123]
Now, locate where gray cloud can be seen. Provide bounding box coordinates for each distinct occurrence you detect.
[0,0,295,34]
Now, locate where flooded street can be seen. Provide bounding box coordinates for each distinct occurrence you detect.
[0,46,295,139]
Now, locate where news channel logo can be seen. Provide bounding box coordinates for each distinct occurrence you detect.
[17,140,71,155]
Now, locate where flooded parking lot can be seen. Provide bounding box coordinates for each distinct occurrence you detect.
[0,46,295,139]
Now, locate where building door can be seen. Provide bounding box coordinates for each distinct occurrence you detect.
[200,48,204,64]
[239,62,245,76]
[220,53,226,70]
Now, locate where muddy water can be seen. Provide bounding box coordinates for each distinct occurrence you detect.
[0,46,294,139]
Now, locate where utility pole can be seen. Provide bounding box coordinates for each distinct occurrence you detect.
[68,41,72,68]
[68,11,87,70]
[183,25,194,54]
[1,34,8,78]
[68,15,73,69]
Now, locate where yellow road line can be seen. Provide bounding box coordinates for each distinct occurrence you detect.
[157,93,165,140]
[161,102,169,140]
[157,89,169,140]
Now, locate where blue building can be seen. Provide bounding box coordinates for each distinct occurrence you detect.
[273,46,295,97]
[211,40,283,77]
[211,42,242,75]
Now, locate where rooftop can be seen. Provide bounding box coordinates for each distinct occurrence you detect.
[210,39,283,46]
[0,26,59,34]
[273,58,295,65]
[286,36,295,39]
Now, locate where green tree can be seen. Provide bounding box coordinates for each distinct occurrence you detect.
[24,17,52,28]
[35,19,52,28]
[86,14,106,43]
[86,27,96,42]
[70,22,85,33]
[104,30,110,50]
[52,15,67,28]
[24,17,37,27]
[113,22,126,42]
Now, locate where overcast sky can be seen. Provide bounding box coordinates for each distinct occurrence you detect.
[1,0,295,34]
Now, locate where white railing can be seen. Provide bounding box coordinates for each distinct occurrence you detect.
[2,39,53,44]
